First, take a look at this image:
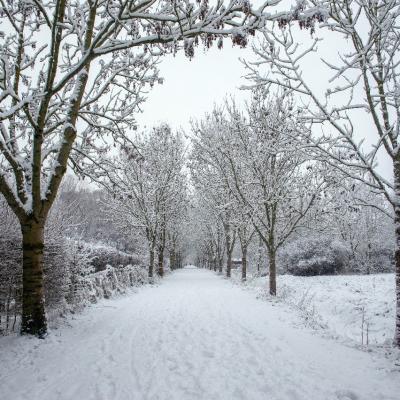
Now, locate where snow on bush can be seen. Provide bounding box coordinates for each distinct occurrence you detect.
[0,238,147,334]
[280,237,349,276]
[88,243,142,272]
[80,264,148,304]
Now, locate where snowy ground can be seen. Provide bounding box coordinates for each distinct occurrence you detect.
[236,273,395,347]
[1,267,399,400]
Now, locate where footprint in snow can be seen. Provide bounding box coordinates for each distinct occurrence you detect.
[334,389,359,400]
[202,350,214,358]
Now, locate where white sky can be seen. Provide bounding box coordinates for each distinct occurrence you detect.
[135,31,393,182]
[136,44,253,131]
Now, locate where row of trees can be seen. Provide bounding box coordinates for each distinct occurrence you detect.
[0,0,322,337]
[191,0,400,346]
[104,124,188,279]
[0,123,189,334]
[0,179,145,334]
[250,0,400,347]
[0,0,398,348]
[190,90,327,292]
[190,100,393,279]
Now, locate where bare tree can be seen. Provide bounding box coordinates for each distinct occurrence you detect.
[106,124,186,280]
[0,0,340,336]
[192,91,326,294]
[237,213,255,281]
[190,197,225,272]
[190,125,238,278]
[246,0,400,344]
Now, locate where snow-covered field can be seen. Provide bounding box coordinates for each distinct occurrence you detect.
[1,268,399,400]
[236,273,395,347]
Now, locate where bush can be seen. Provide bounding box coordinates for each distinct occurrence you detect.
[89,244,142,272]
[0,238,147,334]
[369,247,394,273]
[78,264,148,304]
[281,237,349,276]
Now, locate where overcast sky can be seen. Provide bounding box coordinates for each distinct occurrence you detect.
[136,44,253,131]
[135,30,392,182]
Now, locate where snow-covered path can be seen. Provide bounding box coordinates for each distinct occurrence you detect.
[1,267,399,400]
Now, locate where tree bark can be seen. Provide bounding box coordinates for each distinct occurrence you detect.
[226,249,232,278]
[241,247,247,282]
[169,249,175,271]
[157,221,166,277]
[268,248,277,296]
[20,220,47,337]
[256,236,263,274]
[366,243,372,275]
[224,222,234,278]
[394,159,400,346]
[157,247,164,277]
[149,247,155,280]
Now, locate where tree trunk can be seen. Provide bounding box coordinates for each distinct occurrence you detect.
[20,220,47,337]
[256,236,263,274]
[366,243,372,275]
[149,247,155,280]
[241,247,247,282]
[226,250,232,278]
[268,248,277,296]
[394,159,400,346]
[157,221,166,277]
[169,249,176,271]
[157,248,164,277]
[218,256,223,274]
[224,222,234,278]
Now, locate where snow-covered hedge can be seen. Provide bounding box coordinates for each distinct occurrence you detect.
[88,244,142,272]
[0,238,147,334]
[281,237,349,276]
[78,264,148,304]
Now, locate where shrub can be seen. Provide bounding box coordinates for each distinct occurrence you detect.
[0,238,147,334]
[281,237,349,276]
[89,244,142,272]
